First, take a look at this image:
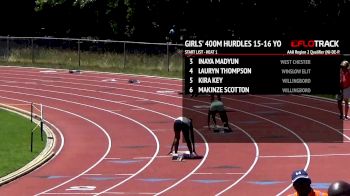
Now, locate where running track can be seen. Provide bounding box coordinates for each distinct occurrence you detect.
[0,66,350,196]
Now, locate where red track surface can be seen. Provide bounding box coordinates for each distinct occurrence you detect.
[0,66,349,196]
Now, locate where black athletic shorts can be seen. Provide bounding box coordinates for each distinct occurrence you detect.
[174,120,190,133]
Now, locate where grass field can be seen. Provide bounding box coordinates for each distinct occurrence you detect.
[0,108,46,177]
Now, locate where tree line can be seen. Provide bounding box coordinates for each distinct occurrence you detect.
[1,0,349,42]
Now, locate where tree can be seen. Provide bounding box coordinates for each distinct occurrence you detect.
[0,0,36,36]
[2,0,348,41]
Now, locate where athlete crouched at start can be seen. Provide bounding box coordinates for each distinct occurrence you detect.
[208,99,232,132]
[170,117,197,158]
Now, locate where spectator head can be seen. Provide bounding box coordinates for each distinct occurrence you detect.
[291,169,312,195]
[341,60,349,68]
[328,181,350,196]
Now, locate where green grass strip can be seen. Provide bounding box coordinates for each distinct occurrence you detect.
[0,108,46,177]
[1,48,183,78]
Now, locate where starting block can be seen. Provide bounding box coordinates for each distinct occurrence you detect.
[68,69,81,74]
[128,79,140,84]
[213,126,232,133]
[171,151,203,161]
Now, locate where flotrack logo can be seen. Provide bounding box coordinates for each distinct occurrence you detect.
[291,40,339,48]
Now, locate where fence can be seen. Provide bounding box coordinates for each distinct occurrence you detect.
[0,36,184,73]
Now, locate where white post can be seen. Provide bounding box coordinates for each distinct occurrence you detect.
[41,104,43,121]
[40,104,44,141]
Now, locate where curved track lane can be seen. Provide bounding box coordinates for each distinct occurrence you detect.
[0,66,350,196]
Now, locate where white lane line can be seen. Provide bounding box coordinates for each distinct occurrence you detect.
[104,126,208,196]
[193,173,245,175]
[1,75,181,124]
[151,129,171,132]
[105,156,172,160]
[40,193,95,195]
[114,174,133,176]
[249,94,350,194]
[37,92,159,195]
[104,192,156,195]
[43,120,65,160]
[213,124,259,196]
[251,94,350,141]
[12,82,209,195]
[0,84,206,195]
[221,97,310,195]
[2,66,342,194]
[40,70,57,73]
[260,155,307,158]
[0,72,176,91]
[298,94,336,103]
[0,102,30,106]
[6,68,300,196]
[0,95,111,195]
[34,105,112,196]
[101,78,118,82]
[214,106,309,196]
[0,78,181,116]
[193,105,210,109]
[156,90,176,94]
[1,65,182,86]
[153,105,257,196]
[0,82,254,195]
[0,86,180,195]
[0,89,158,196]
[0,77,184,123]
[260,153,350,158]
[0,76,149,102]
[133,156,170,159]
[0,78,256,195]
[2,73,179,102]
[1,75,308,194]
